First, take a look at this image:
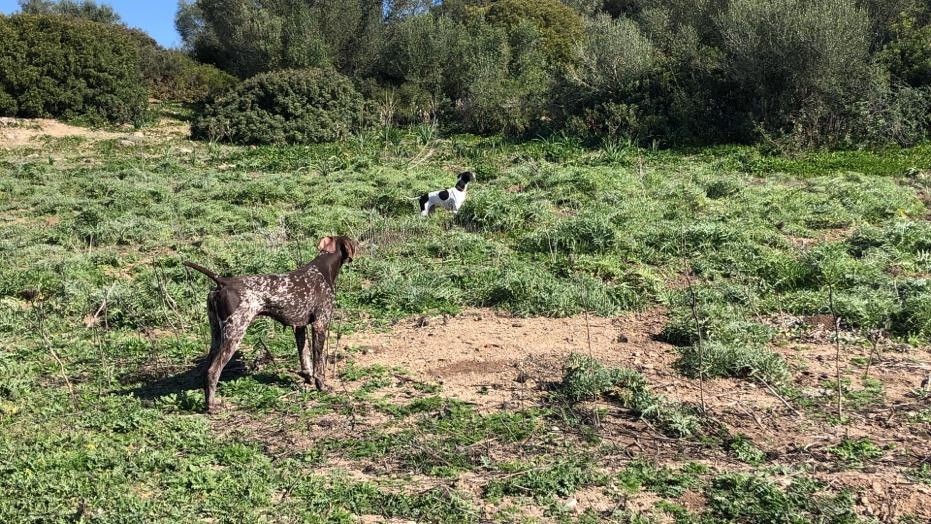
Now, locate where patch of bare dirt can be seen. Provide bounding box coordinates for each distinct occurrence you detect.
[340,308,931,522]
[209,308,931,521]
[0,116,190,148]
[1,117,122,147]
[346,308,679,409]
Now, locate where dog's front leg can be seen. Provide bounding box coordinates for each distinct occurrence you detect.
[310,320,328,391]
[295,325,313,384]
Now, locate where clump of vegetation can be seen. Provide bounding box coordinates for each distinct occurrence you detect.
[0,14,148,124]
[705,473,858,524]
[484,455,603,499]
[138,47,237,104]
[557,354,702,438]
[726,435,767,465]
[192,68,365,144]
[829,437,885,466]
[678,340,789,384]
[617,461,707,497]
[558,352,639,402]
[484,0,584,66]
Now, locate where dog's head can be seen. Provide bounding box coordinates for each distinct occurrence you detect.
[317,235,358,263]
[456,171,476,190]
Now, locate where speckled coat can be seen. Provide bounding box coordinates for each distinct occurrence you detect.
[185,236,356,413]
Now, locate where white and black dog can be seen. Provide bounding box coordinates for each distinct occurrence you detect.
[418,171,475,217]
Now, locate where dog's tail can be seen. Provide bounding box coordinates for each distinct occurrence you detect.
[183,261,227,286]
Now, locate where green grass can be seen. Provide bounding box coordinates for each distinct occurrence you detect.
[1,118,929,521]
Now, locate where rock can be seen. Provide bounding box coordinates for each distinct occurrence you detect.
[118,139,135,147]
[616,333,629,343]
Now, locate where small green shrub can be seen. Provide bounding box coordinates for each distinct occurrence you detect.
[678,341,789,384]
[726,435,767,465]
[522,212,620,254]
[0,14,148,124]
[559,352,638,403]
[617,461,706,497]
[557,354,702,438]
[829,437,884,465]
[453,187,550,232]
[192,68,366,144]
[485,456,602,499]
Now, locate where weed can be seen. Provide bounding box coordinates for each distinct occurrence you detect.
[705,473,858,524]
[829,437,885,466]
[616,461,706,498]
[558,352,639,403]
[726,435,767,465]
[485,455,604,499]
[678,340,788,384]
[557,354,702,438]
[907,463,931,485]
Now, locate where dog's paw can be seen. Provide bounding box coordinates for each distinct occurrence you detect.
[314,377,331,393]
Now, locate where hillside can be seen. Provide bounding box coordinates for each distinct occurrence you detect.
[1,114,930,522]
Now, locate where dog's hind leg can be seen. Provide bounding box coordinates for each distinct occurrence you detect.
[204,309,255,413]
[206,295,221,362]
[419,194,430,217]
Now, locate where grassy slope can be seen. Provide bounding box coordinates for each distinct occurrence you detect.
[1,121,930,522]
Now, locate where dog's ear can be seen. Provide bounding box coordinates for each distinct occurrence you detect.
[318,236,338,254]
[338,237,357,262]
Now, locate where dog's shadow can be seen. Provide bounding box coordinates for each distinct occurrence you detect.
[121,352,293,404]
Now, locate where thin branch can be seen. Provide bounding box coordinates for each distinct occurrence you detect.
[683,264,706,415]
[828,286,844,422]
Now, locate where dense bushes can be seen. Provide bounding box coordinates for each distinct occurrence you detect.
[191,68,365,144]
[174,0,929,146]
[138,47,237,103]
[176,0,384,79]
[5,0,928,147]
[0,14,147,124]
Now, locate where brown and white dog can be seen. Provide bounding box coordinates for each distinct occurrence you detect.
[184,236,356,413]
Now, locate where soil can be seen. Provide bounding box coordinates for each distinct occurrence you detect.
[334,308,931,522]
[0,116,189,148]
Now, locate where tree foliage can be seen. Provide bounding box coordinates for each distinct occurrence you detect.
[176,0,385,79]
[18,0,121,24]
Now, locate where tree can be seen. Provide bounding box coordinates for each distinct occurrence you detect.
[18,0,121,25]
[485,0,584,66]
[176,0,385,78]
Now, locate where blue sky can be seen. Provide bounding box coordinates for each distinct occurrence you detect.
[0,0,182,47]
